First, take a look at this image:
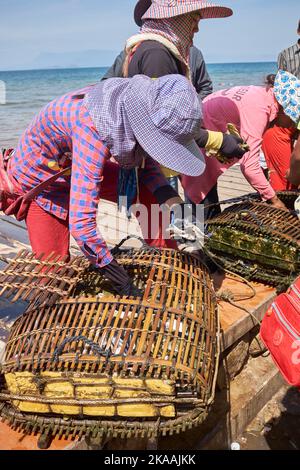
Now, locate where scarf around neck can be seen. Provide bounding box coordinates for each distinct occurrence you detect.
[141,15,195,66]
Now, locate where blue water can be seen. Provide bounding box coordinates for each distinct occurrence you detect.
[0,62,277,147]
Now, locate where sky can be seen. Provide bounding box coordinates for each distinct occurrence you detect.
[0,0,299,70]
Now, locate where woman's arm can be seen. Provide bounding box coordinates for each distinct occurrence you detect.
[70,120,142,296]
[239,133,276,200]
[70,120,114,268]
[240,133,286,209]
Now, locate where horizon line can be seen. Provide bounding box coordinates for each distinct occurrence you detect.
[0,60,277,73]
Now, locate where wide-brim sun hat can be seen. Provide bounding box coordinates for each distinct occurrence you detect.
[124,74,205,177]
[141,0,233,21]
[274,70,300,124]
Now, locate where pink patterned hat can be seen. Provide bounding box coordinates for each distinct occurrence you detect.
[142,0,233,20]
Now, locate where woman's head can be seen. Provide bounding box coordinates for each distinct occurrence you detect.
[84,74,206,176]
[202,96,241,134]
[140,1,233,62]
[141,14,201,62]
[135,1,203,37]
[265,74,276,88]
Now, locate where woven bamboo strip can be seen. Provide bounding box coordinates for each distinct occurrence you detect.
[0,392,203,406]
[0,247,218,440]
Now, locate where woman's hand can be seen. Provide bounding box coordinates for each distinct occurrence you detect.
[267,195,288,211]
[204,131,249,164]
[101,259,143,298]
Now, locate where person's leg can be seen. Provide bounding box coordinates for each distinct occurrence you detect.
[25,201,70,261]
[262,126,296,191]
[99,160,119,203]
[138,183,177,249]
[202,184,221,221]
[100,161,177,249]
[185,184,221,223]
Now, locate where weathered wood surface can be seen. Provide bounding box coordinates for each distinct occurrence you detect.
[215,275,276,351]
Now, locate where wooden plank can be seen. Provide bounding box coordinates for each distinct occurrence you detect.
[197,355,285,450]
[219,182,253,193]
[218,174,250,185]
[0,421,73,450]
[213,274,276,351]
[218,166,253,200]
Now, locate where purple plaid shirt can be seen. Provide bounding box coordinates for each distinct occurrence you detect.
[9,87,168,268]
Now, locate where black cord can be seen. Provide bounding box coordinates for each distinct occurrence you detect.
[52,336,112,362]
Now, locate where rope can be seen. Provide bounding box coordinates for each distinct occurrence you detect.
[236,210,264,227]
[203,192,259,210]
[217,291,261,327]
[52,335,112,362]
[111,235,160,256]
[0,392,202,406]
[0,255,9,264]
[180,244,261,325]
[201,248,268,354]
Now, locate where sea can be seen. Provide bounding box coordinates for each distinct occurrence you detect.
[0,62,277,148]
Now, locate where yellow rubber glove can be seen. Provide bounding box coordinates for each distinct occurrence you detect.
[205,125,249,164]
[205,131,224,156]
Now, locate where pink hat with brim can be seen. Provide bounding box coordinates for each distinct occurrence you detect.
[142,0,233,21]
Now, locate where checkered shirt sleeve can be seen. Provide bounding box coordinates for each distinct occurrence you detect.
[70,120,113,269]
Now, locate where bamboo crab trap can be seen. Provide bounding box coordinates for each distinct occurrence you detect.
[0,244,219,442]
[206,197,300,289]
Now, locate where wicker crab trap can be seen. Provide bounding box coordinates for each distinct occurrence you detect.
[206,196,300,289]
[0,244,219,443]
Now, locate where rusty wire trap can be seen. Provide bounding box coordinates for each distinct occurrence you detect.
[0,244,219,442]
[206,200,300,290]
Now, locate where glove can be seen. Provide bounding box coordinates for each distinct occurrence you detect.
[119,282,143,298]
[101,259,143,298]
[220,133,248,159]
[204,128,249,164]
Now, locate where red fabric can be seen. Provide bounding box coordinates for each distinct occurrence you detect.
[25,160,175,260]
[25,201,70,261]
[260,279,300,388]
[101,161,176,248]
[262,125,297,191]
[138,184,177,249]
